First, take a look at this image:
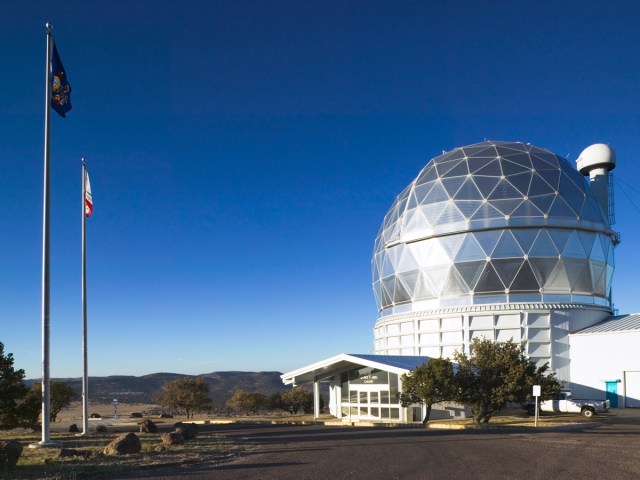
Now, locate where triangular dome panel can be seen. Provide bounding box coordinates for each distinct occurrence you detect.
[436,203,467,225]
[455,178,484,200]
[423,264,451,296]
[473,176,501,198]
[455,234,486,262]
[509,261,540,292]
[492,258,524,288]
[424,181,450,203]
[474,263,506,293]
[501,160,531,176]
[442,176,467,197]
[543,260,571,293]
[455,260,486,291]
[442,267,469,296]
[474,230,501,256]
[393,277,412,304]
[563,231,586,258]
[529,173,557,196]
[564,258,591,293]
[506,172,533,196]
[511,200,544,218]
[512,228,539,253]
[492,231,524,258]
[489,180,522,200]
[415,165,438,185]
[474,160,502,177]
[529,257,560,287]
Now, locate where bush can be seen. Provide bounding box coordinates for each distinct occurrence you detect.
[226,390,267,414]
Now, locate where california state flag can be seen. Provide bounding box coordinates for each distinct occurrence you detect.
[85,171,93,218]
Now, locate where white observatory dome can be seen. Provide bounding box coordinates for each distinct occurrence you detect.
[372,141,616,314]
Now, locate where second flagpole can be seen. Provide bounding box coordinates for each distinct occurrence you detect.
[81,158,89,435]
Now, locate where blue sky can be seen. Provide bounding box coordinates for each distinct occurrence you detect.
[3,1,640,379]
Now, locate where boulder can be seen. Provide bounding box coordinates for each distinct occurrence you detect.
[68,423,80,433]
[104,432,142,456]
[129,412,143,418]
[159,413,173,418]
[94,425,107,433]
[90,413,101,419]
[173,422,198,440]
[161,431,184,445]
[0,440,23,473]
[139,419,158,434]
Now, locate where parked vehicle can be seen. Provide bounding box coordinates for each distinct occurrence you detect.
[527,390,610,418]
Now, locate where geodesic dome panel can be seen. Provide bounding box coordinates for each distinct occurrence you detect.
[372,141,615,312]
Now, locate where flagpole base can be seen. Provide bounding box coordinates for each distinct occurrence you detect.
[28,440,62,449]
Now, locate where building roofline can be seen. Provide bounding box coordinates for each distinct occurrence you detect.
[281,353,431,386]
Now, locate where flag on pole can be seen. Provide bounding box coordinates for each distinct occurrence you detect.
[84,171,93,217]
[50,41,72,117]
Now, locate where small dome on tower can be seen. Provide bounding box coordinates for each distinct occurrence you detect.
[576,143,616,175]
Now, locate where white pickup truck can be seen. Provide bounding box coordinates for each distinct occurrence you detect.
[527,390,610,418]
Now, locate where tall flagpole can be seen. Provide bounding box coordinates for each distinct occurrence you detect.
[81,159,89,435]
[39,21,54,446]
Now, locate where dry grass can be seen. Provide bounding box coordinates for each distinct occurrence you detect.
[428,411,593,429]
[1,427,241,479]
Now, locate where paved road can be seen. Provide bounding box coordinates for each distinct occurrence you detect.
[129,410,640,480]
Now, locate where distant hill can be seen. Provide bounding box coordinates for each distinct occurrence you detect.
[26,371,287,404]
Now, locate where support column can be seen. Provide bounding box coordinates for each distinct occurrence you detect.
[313,378,320,419]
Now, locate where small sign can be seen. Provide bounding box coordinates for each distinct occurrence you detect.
[533,385,541,397]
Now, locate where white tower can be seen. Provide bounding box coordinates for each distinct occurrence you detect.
[576,144,616,226]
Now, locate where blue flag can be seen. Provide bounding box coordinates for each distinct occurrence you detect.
[50,41,72,117]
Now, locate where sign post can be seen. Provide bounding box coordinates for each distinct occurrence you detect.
[113,398,118,419]
[532,385,541,427]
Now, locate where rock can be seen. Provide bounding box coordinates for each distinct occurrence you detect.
[173,422,198,440]
[104,432,142,456]
[161,431,184,445]
[139,419,158,434]
[94,425,107,433]
[129,412,143,418]
[58,448,91,459]
[69,423,80,433]
[0,440,23,472]
[159,413,173,418]
[90,413,101,419]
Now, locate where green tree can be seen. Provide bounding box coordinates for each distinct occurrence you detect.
[0,342,29,428]
[157,378,213,418]
[226,390,267,414]
[16,391,41,427]
[398,357,458,425]
[30,381,78,422]
[272,387,315,414]
[453,338,562,424]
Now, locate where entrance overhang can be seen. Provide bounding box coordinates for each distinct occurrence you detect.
[281,353,430,386]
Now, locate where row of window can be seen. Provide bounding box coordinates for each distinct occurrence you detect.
[341,406,400,420]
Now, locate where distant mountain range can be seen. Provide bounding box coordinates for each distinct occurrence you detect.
[26,371,287,404]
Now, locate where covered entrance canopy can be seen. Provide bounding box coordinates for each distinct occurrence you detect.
[282,354,430,421]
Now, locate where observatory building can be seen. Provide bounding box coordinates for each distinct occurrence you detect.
[283,141,640,422]
[371,141,616,381]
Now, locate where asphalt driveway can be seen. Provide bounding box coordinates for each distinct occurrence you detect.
[126,410,640,480]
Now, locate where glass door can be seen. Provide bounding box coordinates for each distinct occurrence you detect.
[355,390,381,420]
